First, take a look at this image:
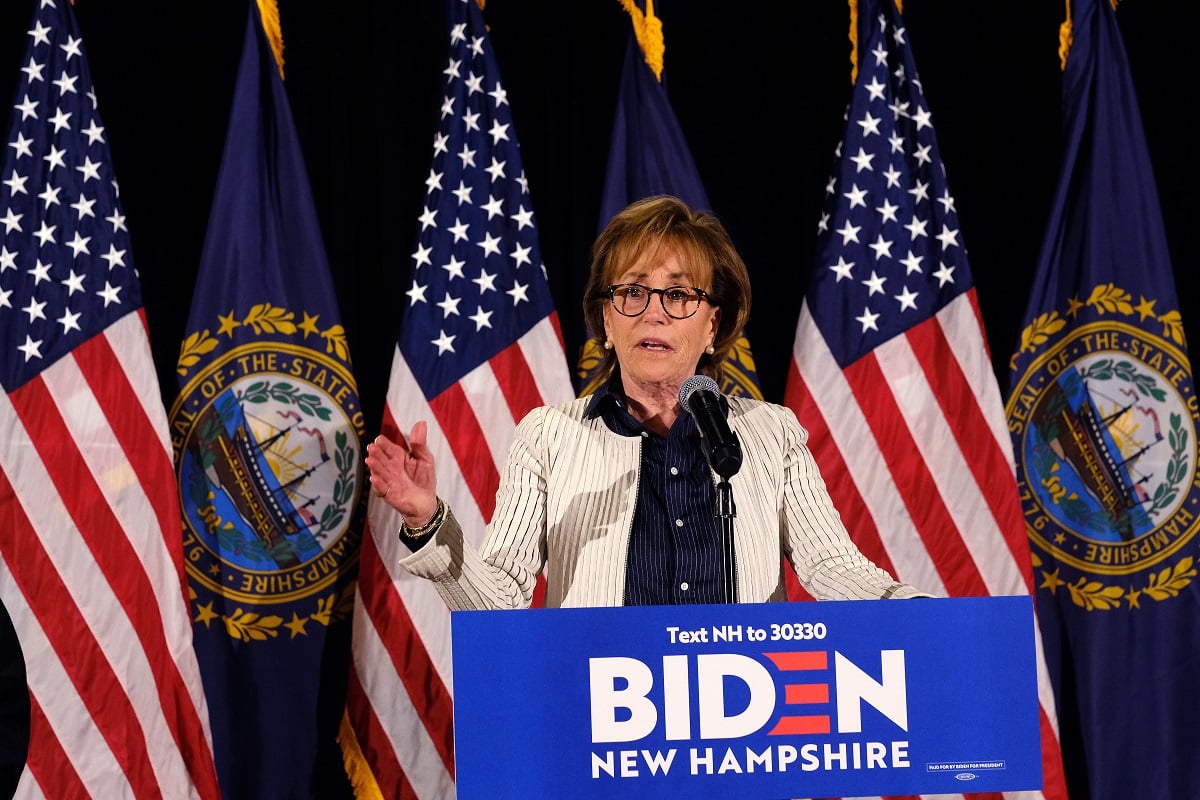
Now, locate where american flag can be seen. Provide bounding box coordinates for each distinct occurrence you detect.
[782,2,1068,799]
[0,1,220,797]
[340,0,573,796]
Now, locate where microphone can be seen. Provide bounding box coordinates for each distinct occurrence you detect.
[678,375,743,479]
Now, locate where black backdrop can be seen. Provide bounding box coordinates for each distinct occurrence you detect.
[0,1,1192,795]
[0,0,1192,434]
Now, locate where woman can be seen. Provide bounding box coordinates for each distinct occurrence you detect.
[365,195,930,609]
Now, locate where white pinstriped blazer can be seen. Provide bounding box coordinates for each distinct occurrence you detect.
[399,394,931,609]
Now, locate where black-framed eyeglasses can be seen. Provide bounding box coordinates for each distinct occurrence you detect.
[606,283,712,319]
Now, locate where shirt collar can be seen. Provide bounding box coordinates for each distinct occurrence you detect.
[584,371,726,435]
[583,370,626,420]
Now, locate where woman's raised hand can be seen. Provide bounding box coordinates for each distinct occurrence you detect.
[364,421,440,527]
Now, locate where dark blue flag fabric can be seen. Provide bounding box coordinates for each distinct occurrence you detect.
[595,29,711,226]
[576,1,760,398]
[1005,1,1200,798]
[168,2,364,798]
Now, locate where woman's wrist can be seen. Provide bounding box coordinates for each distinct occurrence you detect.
[400,498,446,540]
[402,502,438,529]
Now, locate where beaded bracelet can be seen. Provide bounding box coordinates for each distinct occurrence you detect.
[399,497,446,540]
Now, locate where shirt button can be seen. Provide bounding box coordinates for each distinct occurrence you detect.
[670,466,679,476]
[675,518,684,527]
[680,582,690,591]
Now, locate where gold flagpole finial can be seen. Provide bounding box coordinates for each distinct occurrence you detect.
[618,0,665,82]
[257,0,286,79]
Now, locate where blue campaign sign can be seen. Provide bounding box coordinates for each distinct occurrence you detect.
[451,596,1042,799]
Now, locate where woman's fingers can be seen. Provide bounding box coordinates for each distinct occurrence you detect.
[365,435,402,495]
[406,421,431,462]
[364,431,437,513]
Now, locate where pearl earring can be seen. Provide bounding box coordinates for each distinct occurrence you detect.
[705,345,715,355]
[603,339,614,351]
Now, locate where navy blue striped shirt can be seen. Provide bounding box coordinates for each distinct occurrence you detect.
[585,378,725,605]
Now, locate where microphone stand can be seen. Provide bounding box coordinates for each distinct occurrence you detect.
[715,478,737,604]
[681,376,742,603]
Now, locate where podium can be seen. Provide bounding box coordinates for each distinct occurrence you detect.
[451,596,1043,799]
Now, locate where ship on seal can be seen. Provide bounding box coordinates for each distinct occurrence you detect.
[190,392,331,568]
[1033,369,1160,541]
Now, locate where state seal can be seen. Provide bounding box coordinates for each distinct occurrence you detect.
[1007,286,1199,611]
[170,303,364,639]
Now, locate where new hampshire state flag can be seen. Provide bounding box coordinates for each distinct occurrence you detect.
[168,2,364,797]
[1005,1,1200,797]
[575,0,760,399]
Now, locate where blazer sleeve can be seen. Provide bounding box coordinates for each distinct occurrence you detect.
[398,405,551,610]
[777,404,934,600]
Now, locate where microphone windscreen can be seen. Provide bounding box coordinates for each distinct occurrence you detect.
[678,374,720,413]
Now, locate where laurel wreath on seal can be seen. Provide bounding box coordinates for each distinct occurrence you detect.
[1016,283,1196,609]
[1072,360,1189,518]
[1033,551,1198,612]
[1011,282,1187,369]
[239,379,358,537]
[191,583,357,642]
[175,302,353,377]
